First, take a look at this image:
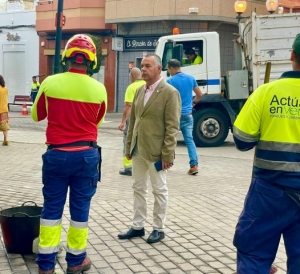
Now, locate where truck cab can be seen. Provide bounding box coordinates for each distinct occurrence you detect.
[157,32,221,96]
[155,12,300,147]
[156,31,237,147]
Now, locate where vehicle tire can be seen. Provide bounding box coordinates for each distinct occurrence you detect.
[193,108,229,147]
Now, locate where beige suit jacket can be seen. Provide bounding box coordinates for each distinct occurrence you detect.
[126,79,181,163]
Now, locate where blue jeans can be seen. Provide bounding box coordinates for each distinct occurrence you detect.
[36,148,99,270]
[180,115,198,167]
[233,178,300,273]
[31,91,37,103]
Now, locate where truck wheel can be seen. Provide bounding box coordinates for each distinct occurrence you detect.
[193,108,229,147]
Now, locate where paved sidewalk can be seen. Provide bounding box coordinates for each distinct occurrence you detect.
[0,112,287,274]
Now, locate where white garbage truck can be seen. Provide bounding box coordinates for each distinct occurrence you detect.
[154,12,300,147]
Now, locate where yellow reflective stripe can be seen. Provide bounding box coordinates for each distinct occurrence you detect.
[67,226,88,250]
[123,156,132,168]
[39,223,62,250]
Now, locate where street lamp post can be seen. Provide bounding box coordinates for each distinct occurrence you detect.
[266,0,279,14]
[54,0,64,74]
[234,0,247,23]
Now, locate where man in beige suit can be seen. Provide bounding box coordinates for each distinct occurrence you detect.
[118,54,181,243]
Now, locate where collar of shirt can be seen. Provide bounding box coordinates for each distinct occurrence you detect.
[144,77,162,93]
[69,68,87,75]
[280,71,300,79]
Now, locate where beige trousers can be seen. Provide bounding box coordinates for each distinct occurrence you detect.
[131,151,168,231]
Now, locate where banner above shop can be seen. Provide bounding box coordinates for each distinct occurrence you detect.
[124,36,160,51]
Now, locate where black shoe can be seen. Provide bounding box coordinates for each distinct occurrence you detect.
[118,228,145,239]
[119,168,132,176]
[146,230,165,244]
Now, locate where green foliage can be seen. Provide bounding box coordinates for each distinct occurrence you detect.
[86,34,102,76]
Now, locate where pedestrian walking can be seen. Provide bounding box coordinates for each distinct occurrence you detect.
[0,75,9,146]
[31,34,107,274]
[233,33,300,273]
[166,59,202,175]
[117,54,181,243]
[118,67,145,176]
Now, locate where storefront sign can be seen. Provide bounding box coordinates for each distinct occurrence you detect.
[124,36,159,51]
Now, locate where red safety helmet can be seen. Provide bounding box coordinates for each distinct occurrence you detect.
[61,34,97,69]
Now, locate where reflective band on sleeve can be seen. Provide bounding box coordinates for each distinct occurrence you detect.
[233,126,259,143]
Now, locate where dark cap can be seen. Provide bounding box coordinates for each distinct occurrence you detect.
[293,34,300,54]
[184,48,195,55]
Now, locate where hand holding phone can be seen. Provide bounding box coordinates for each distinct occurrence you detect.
[154,160,173,171]
[154,160,163,171]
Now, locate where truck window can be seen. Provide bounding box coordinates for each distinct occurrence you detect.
[161,40,204,71]
[162,41,173,70]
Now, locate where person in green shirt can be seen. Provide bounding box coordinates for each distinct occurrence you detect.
[118,67,145,176]
[184,48,202,65]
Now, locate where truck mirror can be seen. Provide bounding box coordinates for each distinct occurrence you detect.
[173,44,183,65]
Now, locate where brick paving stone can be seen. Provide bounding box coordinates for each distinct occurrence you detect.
[188,258,207,266]
[127,264,148,272]
[145,266,167,273]
[116,270,134,274]
[207,260,226,269]
[168,269,187,274]
[97,267,117,273]
[103,255,121,264]
[176,262,197,272]
[168,256,188,264]
[178,252,197,260]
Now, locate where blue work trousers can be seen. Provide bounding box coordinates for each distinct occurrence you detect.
[180,115,198,167]
[36,148,99,270]
[233,178,300,273]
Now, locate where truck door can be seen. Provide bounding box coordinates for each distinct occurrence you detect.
[160,38,208,94]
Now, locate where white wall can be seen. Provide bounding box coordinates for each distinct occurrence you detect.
[0,10,39,102]
[0,0,37,12]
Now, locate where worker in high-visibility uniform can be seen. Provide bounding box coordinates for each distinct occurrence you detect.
[31,34,107,274]
[184,48,202,65]
[118,67,145,176]
[233,33,300,273]
[30,76,40,103]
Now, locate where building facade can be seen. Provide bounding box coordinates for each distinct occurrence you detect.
[36,0,116,112]
[0,0,39,103]
[105,0,269,112]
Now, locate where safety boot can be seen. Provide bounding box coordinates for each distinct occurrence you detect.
[66,257,91,274]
